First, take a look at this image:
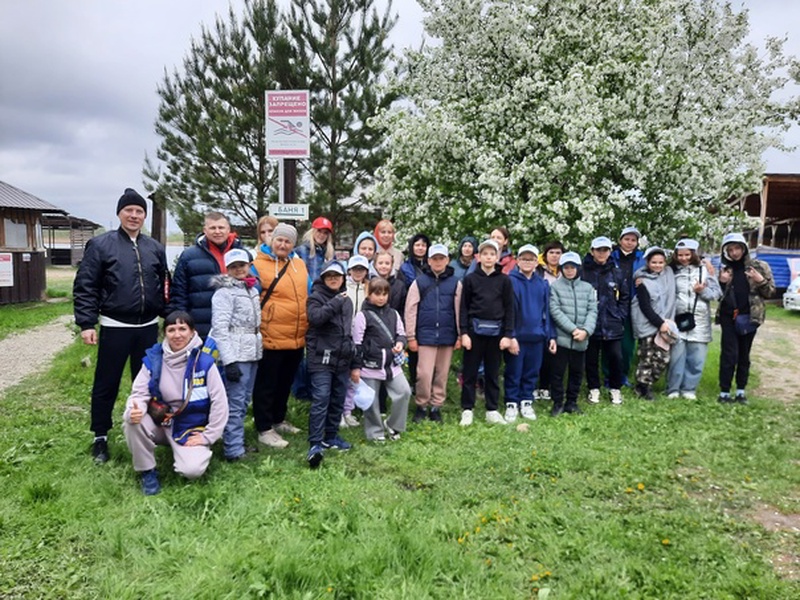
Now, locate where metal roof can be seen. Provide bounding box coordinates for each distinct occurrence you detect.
[0,180,66,213]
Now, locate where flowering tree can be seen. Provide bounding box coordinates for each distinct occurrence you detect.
[372,0,800,250]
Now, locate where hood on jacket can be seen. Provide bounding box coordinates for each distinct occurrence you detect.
[209,274,246,290]
[406,233,431,264]
[353,231,379,258]
[457,235,478,258]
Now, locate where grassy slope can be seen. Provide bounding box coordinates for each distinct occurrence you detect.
[1,313,798,598]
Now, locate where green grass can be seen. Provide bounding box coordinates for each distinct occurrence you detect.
[0,267,75,340]
[1,325,798,598]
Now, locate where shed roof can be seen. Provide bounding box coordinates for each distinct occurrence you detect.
[740,174,800,222]
[0,180,65,213]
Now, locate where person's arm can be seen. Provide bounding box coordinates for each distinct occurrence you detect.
[200,364,229,445]
[307,291,346,327]
[583,288,598,337]
[502,276,516,337]
[210,289,236,365]
[73,239,102,337]
[169,256,189,313]
[454,280,463,338]
[404,281,421,349]
[123,364,153,424]
[751,261,776,299]
[394,309,408,348]
[636,285,664,328]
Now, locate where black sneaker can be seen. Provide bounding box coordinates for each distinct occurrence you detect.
[550,404,565,417]
[718,394,734,404]
[307,444,325,469]
[412,406,428,423]
[735,393,748,405]
[635,383,654,401]
[429,408,443,423]
[564,403,583,415]
[92,438,109,463]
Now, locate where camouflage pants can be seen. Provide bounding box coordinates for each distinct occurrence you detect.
[635,336,670,386]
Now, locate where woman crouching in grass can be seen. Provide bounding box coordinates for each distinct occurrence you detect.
[123,311,228,496]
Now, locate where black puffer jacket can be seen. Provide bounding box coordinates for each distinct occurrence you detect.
[74,229,167,329]
[305,279,355,373]
[581,254,629,340]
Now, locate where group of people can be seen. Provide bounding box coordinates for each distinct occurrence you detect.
[74,188,775,495]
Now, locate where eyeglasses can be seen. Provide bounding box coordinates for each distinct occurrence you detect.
[517,257,536,262]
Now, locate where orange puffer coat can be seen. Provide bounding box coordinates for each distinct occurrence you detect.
[253,245,309,350]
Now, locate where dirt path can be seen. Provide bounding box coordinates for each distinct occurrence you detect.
[0,314,75,396]
[750,315,800,404]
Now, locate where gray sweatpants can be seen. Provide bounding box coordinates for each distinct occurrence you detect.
[363,375,410,440]
[123,415,212,480]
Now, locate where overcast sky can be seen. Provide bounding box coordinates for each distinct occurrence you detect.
[0,0,797,232]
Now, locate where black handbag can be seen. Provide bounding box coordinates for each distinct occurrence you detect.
[675,267,702,332]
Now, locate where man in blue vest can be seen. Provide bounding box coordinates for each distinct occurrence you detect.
[404,243,461,423]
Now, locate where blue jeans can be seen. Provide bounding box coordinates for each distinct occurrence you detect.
[308,369,349,445]
[504,341,545,405]
[667,339,709,394]
[223,361,258,459]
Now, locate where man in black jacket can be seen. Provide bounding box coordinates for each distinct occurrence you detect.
[73,189,167,463]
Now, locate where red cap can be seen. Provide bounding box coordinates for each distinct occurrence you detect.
[312,216,333,233]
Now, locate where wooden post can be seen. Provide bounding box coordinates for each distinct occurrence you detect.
[758,177,769,248]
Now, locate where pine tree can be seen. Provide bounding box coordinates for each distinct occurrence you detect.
[285,0,398,237]
[145,0,293,233]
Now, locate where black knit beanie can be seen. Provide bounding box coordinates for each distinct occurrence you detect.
[116,188,147,214]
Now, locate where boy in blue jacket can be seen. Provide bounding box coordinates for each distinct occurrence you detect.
[504,245,556,422]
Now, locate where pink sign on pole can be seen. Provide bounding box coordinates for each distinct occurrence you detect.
[266,90,310,159]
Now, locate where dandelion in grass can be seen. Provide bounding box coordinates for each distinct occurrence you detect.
[475,526,481,534]
[625,487,634,494]
[637,482,645,491]
[531,574,539,582]
[485,558,492,566]
[662,539,671,546]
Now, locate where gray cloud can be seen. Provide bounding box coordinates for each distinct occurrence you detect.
[0,0,795,232]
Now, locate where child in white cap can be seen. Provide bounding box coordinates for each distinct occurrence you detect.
[208,248,262,461]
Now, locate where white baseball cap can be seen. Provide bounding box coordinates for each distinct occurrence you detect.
[559,251,582,267]
[347,255,370,271]
[428,243,449,258]
[478,239,500,253]
[224,248,252,267]
[590,236,613,250]
[517,244,539,258]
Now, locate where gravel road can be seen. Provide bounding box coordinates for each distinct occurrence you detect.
[0,314,76,396]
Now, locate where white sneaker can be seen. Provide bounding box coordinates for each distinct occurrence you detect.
[258,429,289,448]
[343,413,360,427]
[538,389,551,401]
[682,391,697,400]
[666,392,680,399]
[460,409,474,427]
[485,410,506,424]
[504,402,519,423]
[610,389,622,405]
[588,389,600,404]
[520,400,537,420]
[274,420,301,434]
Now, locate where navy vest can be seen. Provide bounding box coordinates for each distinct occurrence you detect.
[415,269,459,346]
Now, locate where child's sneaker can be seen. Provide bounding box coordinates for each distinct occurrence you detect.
[343,413,360,427]
[485,410,506,424]
[682,391,697,400]
[412,406,428,423]
[520,400,537,420]
[382,419,401,441]
[587,389,600,404]
[504,402,519,423]
[307,444,324,468]
[322,436,352,451]
[666,391,680,399]
[275,420,301,434]
[610,389,622,405]
[429,407,443,423]
[459,409,474,427]
[538,389,551,402]
[258,429,289,448]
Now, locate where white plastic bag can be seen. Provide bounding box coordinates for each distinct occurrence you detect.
[352,379,376,410]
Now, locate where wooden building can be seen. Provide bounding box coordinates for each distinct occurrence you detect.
[0,181,66,304]
[731,174,800,288]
